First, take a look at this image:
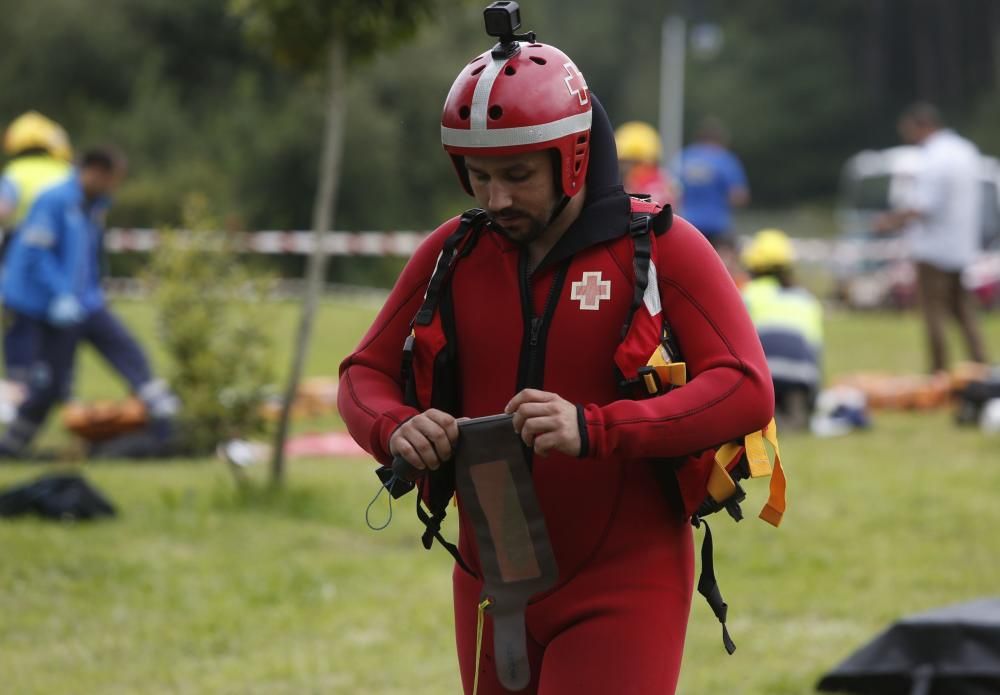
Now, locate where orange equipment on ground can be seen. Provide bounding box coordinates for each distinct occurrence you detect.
[62,398,148,441]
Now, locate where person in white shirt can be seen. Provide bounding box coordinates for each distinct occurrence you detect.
[875,102,988,372]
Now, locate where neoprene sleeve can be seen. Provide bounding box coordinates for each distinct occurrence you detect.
[338,218,461,464]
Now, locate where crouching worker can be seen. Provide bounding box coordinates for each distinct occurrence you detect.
[741,228,823,430]
[0,147,178,458]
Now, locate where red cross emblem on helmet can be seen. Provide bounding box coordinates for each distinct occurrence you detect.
[441,43,593,198]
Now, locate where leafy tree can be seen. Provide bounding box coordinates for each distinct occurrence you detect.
[1,0,998,244]
[229,0,453,484]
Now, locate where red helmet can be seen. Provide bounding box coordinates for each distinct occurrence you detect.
[441,42,592,198]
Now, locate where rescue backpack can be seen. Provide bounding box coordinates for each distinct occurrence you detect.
[380,198,787,653]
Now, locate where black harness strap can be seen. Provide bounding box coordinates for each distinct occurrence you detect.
[620,203,672,341]
[617,204,682,396]
[400,207,486,400]
[652,203,673,236]
[622,213,653,340]
[393,209,489,576]
[692,516,737,654]
[415,483,474,576]
[414,208,489,326]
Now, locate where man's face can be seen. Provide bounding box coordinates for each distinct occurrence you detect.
[464,150,560,245]
[81,165,126,201]
[898,117,927,145]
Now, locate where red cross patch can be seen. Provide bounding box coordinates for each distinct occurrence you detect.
[570,271,611,310]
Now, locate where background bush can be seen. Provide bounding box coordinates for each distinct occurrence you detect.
[146,195,277,454]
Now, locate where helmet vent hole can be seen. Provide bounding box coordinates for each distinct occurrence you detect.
[459,106,471,120]
[529,43,543,48]
[574,161,582,173]
[469,56,485,64]
[489,105,503,120]
[577,135,588,144]
[504,66,516,76]
[471,65,486,76]
[529,56,547,65]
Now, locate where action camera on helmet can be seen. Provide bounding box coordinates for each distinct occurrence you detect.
[483,1,520,39]
[484,1,536,58]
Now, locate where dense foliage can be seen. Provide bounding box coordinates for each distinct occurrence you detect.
[1,0,997,230]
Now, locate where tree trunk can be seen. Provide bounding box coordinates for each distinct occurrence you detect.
[270,38,347,486]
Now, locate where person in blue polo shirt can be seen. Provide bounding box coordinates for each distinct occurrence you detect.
[675,116,750,259]
[0,147,177,457]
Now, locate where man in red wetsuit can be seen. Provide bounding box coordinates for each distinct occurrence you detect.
[338,25,774,695]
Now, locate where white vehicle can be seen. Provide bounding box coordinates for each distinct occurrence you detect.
[835,146,1000,309]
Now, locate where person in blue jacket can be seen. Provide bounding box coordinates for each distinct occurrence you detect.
[0,147,177,457]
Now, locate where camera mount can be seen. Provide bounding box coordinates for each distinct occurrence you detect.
[483,1,536,59]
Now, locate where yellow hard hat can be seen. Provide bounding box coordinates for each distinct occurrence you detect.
[3,111,73,161]
[615,121,662,164]
[742,228,796,271]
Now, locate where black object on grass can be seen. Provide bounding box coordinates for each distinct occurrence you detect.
[0,472,116,520]
[817,598,1000,695]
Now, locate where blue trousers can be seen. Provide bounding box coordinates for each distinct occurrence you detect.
[15,307,154,431]
[3,305,41,384]
[758,329,821,414]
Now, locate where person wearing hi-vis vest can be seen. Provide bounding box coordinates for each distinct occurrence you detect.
[0,147,178,459]
[741,229,823,431]
[0,111,74,384]
[339,5,775,694]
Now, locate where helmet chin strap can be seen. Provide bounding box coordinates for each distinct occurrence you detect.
[546,193,571,229]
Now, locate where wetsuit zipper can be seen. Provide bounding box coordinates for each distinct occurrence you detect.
[516,252,570,394]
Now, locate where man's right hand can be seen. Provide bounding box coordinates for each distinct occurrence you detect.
[388,408,459,471]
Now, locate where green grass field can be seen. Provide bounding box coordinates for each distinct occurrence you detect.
[1,298,999,694]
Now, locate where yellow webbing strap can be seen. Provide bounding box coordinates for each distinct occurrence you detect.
[756,420,786,527]
[707,461,737,503]
[744,428,773,479]
[711,419,786,527]
[644,343,687,391]
[709,443,743,502]
[656,362,688,387]
[473,597,493,695]
[642,371,659,395]
[644,335,786,526]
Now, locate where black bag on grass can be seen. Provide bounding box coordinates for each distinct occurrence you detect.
[0,473,116,520]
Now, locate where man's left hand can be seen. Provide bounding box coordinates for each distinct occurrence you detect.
[504,389,581,457]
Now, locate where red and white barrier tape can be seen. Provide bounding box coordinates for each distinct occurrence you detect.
[103,228,427,256]
[103,228,1000,273]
